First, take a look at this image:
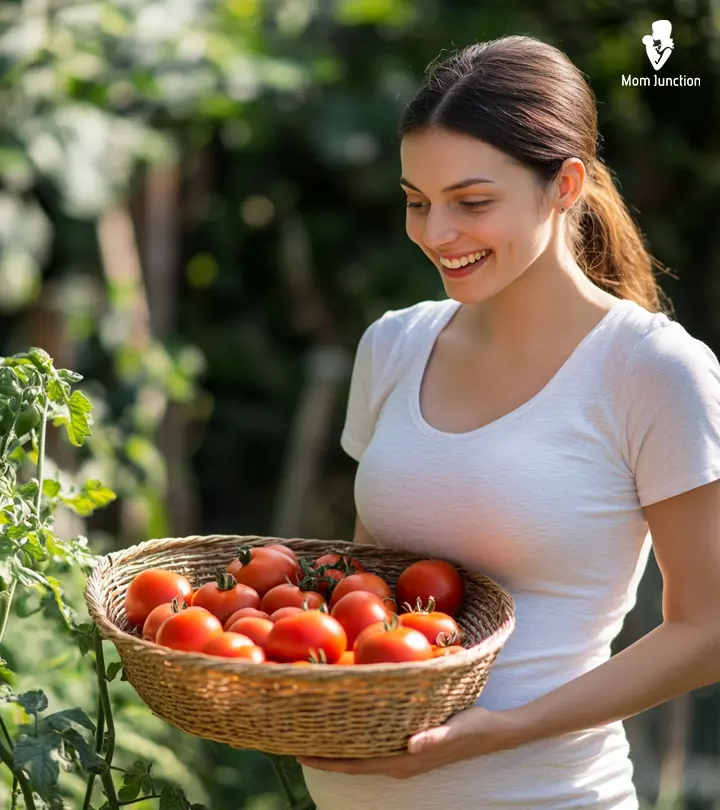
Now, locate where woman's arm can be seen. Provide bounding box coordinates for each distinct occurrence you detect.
[353,513,380,546]
[502,478,720,747]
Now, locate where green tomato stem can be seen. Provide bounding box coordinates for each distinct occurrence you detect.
[82,693,105,810]
[34,396,48,521]
[266,753,300,808]
[0,737,35,809]
[94,629,119,810]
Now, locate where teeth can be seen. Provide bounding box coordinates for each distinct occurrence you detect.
[440,249,491,269]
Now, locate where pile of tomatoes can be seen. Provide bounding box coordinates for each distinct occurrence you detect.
[124,544,467,666]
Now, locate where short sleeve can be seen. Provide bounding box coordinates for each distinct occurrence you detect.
[622,322,720,507]
[340,317,383,462]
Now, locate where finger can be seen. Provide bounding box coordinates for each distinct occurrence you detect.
[407,724,451,754]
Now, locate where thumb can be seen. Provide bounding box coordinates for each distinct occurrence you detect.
[407,724,452,754]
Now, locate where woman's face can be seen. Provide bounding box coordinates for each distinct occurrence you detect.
[400,127,559,305]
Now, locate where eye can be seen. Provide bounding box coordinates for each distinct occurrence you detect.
[403,200,492,211]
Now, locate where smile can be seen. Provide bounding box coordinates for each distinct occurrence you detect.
[438,249,491,269]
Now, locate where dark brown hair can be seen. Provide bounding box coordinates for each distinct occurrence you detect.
[398,35,674,315]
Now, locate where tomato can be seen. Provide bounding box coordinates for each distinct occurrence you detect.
[265,544,298,562]
[191,571,260,623]
[355,625,434,664]
[265,610,347,664]
[260,583,326,615]
[156,607,223,652]
[226,617,274,648]
[142,600,184,642]
[337,650,355,665]
[270,606,304,622]
[330,591,391,647]
[395,560,464,617]
[433,645,465,657]
[329,573,394,609]
[314,553,366,573]
[310,552,367,597]
[398,607,462,646]
[223,607,271,629]
[124,569,193,627]
[227,546,300,597]
[202,632,259,658]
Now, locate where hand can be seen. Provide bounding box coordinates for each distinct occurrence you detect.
[296,706,521,780]
[642,35,653,45]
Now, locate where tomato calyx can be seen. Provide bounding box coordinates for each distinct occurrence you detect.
[235,545,254,566]
[170,596,188,613]
[213,568,238,592]
[401,596,436,614]
[307,648,329,665]
[435,630,464,647]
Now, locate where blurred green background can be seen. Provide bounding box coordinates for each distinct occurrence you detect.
[1,0,719,807]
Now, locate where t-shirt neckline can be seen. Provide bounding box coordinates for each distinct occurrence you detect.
[409,297,633,441]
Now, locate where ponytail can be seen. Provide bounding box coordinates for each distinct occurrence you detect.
[572,160,675,317]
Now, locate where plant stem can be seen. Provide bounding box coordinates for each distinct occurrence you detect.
[94,630,119,810]
[11,777,18,809]
[0,738,35,809]
[119,794,161,806]
[0,715,14,749]
[0,579,17,646]
[34,397,48,521]
[82,692,105,810]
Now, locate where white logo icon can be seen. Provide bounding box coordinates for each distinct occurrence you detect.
[642,20,674,71]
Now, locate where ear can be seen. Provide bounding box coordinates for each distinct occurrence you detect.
[556,158,586,213]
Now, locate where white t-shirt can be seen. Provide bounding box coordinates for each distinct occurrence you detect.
[302,295,720,810]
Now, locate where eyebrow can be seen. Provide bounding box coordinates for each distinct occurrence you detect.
[399,177,495,193]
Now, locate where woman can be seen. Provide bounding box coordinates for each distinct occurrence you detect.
[298,35,720,809]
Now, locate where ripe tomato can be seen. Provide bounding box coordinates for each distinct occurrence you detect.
[156,607,223,652]
[260,583,326,615]
[433,645,465,657]
[337,650,355,665]
[227,546,300,597]
[329,573,394,609]
[314,552,366,573]
[143,600,183,642]
[124,569,193,627]
[330,591,391,647]
[226,617,274,648]
[202,632,258,658]
[191,571,260,623]
[398,607,461,646]
[265,544,298,562]
[355,625,434,664]
[265,611,347,664]
[270,606,304,623]
[223,607,271,629]
[311,552,366,597]
[395,560,464,617]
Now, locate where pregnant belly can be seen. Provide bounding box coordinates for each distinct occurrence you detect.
[302,723,638,810]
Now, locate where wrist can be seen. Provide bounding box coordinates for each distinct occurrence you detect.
[494,705,538,749]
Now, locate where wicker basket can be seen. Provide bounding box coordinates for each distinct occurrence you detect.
[84,534,514,758]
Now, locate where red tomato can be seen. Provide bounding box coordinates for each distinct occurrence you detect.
[156,607,223,652]
[355,625,434,664]
[124,569,192,627]
[398,609,461,646]
[265,611,347,664]
[265,544,298,562]
[260,583,326,615]
[223,607,271,629]
[329,573,394,609]
[433,645,465,657]
[191,572,260,623]
[202,632,257,658]
[270,606,304,623]
[227,546,300,597]
[311,552,366,597]
[330,591,391,647]
[314,552,366,573]
[226,617,274,648]
[142,601,182,642]
[395,560,464,617]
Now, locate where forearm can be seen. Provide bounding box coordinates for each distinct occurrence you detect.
[502,620,720,747]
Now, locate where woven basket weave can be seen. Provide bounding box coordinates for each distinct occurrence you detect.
[84,534,515,758]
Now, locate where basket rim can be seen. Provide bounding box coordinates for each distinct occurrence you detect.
[84,533,515,678]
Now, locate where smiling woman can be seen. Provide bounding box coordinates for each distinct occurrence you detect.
[300,33,720,810]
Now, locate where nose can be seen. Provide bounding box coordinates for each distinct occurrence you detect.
[421,206,461,250]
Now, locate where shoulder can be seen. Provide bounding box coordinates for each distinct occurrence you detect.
[369,297,457,349]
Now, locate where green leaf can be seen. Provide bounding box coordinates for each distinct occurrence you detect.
[13,689,48,716]
[65,390,93,446]
[46,379,67,404]
[142,774,154,793]
[0,656,13,681]
[106,661,123,682]
[73,623,95,656]
[42,708,95,734]
[12,732,60,799]
[118,780,142,801]
[61,480,116,517]
[16,480,39,500]
[42,479,61,499]
[59,727,107,774]
[159,787,192,810]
